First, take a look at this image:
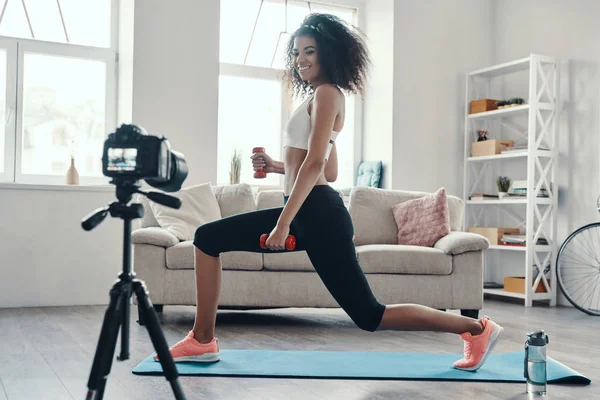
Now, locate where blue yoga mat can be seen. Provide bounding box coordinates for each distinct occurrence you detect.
[132,350,590,384]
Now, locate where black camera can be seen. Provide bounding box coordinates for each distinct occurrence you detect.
[102,124,188,192]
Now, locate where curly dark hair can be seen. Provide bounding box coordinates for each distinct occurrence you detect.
[283,13,370,98]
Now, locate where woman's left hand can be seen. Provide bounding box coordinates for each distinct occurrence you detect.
[265,223,291,251]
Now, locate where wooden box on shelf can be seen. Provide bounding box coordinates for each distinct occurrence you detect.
[469,99,499,114]
[471,139,514,157]
[504,276,549,294]
[468,227,520,246]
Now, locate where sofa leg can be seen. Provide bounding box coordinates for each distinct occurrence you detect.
[137,304,163,326]
[460,309,479,319]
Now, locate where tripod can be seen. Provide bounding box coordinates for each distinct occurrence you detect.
[82,179,186,400]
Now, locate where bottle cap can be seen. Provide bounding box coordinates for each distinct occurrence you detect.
[527,330,549,346]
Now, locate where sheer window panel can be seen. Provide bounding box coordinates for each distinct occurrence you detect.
[220,0,356,68]
[0,0,112,48]
[17,45,113,184]
[217,74,282,187]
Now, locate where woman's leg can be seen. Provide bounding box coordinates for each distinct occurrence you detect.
[298,187,502,370]
[190,207,304,343]
[191,247,222,343]
[156,206,305,361]
[302,233,482,335]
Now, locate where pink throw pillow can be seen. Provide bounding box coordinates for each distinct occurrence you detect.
[392,187,451,247]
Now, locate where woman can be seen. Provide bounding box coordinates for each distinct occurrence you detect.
[156,13,503,372]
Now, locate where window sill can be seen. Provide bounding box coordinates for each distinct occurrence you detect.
[0,182,115,192]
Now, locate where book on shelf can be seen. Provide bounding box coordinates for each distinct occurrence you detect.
[501,146,550,154]
[500,235,548,246]
[470,193,498,199]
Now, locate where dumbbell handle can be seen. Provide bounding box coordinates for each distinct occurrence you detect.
[260,233,296,251]
[253,147,267,179]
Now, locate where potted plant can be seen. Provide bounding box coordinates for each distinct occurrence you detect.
[496,97,525,109]
[508,97,525,107]
[497,176,511,199]
[476,129,488,141]
[229,149,242,185]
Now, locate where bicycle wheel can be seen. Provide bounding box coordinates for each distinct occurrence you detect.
[556,222,600,316]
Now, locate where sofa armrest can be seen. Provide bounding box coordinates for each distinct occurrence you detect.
[434,232,489,255]
[132,227,179,248]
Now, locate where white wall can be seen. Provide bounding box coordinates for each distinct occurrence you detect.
[391,0,495,197]
[494,0,600,236]
[363,0,394,189]
[0,185,123,307]
[491,0,600,305]
[132,0,220,187]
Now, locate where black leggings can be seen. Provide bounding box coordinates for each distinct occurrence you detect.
[193,185,386,332]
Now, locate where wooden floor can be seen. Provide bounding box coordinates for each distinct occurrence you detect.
[0,298,597,400]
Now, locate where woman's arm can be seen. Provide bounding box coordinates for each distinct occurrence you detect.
[324,143,338,182]
[273,160,285,175]
[277,84,341,227]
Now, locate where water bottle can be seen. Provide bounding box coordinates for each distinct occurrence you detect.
[524,330,549,395]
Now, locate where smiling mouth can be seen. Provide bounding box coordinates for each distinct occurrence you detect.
[298,65,311,72]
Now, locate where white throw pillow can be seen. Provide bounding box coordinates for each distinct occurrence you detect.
[148,183,222,241]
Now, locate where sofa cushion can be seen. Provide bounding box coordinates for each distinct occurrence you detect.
[213,183,256,217]
[434,231,489,255]
[356,244,452,275]
[132,227,179,248]
[349,187,464,246]
[136,194,160,228]
[165,241,263,271]
[256,190,285,210]
[392,187,451,247]
[149,183,222,241]
[263,251,314,272]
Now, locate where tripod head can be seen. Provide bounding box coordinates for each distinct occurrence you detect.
[81,178,182,232]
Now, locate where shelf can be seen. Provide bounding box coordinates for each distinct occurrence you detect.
[484,288,552,301]
[468,102,554,120]
[464,55,559,307]
[484,288,525,299]
[467,197,552,205]
[469,56,531,78]
[488,245,551,252]
[467,150,552,161]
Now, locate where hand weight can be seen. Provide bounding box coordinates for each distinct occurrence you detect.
[260,233,296,251]
[252,147,267,179]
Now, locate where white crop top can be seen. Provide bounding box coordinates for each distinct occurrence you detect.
[283,93,339,160]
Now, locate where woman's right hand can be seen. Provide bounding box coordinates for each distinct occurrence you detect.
[251,150,277,173]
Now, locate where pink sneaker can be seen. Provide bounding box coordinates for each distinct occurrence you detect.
[454,316,503,371]
[154,331,220,363]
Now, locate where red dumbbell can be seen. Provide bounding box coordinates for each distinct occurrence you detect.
[260,233,296,251]
[253,147,267,179]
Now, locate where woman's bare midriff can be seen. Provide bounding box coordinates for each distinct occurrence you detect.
[283,146,329,196]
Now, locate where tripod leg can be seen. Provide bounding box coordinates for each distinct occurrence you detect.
[133,279,187,400]
[86,282,127,400]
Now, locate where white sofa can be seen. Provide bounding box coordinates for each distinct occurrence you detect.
[131,184,489,325]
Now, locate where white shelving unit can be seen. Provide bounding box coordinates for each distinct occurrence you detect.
[462,54,560,307]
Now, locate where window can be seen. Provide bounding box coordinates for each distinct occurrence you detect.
[0,0,117,185]
[217,0,360,189]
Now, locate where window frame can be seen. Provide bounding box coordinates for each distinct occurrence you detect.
[1,0,118,186]
[0,37,17,183]
[218,0,365,190]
